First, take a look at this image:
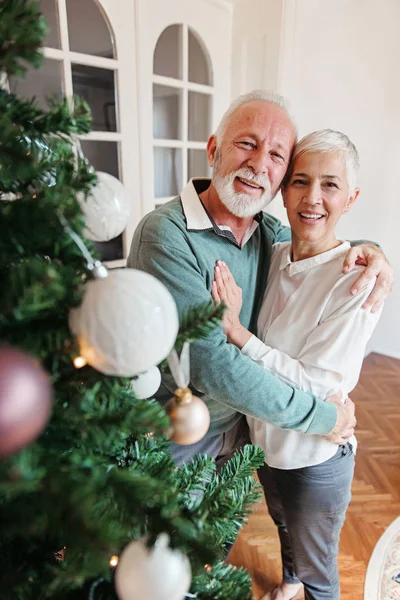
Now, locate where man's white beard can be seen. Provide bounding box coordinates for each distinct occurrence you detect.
[212,161,273,218]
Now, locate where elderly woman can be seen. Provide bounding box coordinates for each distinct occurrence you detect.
[212,129,383,600]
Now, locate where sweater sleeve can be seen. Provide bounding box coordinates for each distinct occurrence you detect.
[241,275,382,398]
[264,213,292,244]
[128,222,337,435]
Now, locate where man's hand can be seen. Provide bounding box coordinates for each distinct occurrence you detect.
[324,392,356,445]
[342,243,393,313]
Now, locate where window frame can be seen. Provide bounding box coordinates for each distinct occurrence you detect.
[152,24,214,206]
[35,0,128,267]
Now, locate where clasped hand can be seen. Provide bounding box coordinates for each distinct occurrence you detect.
[211,260,244,342]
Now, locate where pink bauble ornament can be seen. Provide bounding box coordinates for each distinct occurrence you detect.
[0,346,52,457]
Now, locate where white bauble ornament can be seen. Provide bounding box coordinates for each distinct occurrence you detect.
[115,534,191,600]
[69,269,179,377]
[78,171,130,242]
[131,366,161,399]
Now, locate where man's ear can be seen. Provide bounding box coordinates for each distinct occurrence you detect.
[207,135,217,167]
[343,188,360,214]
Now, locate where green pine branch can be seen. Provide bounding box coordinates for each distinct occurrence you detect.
[176,454,216,510]
[194,445,265,548]
[0,0,47,76]
[174,300,225,351]
[191,562,254,600]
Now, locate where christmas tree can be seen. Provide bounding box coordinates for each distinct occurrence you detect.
[0,2,264,599]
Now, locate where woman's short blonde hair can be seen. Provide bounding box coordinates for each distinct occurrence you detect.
[285,129,360,193]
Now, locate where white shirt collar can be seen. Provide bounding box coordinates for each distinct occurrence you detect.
[280,241,351,275]
[180,178,262,247]
[181,178,214,231]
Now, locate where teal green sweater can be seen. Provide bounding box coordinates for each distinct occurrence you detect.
[127,197,337,436]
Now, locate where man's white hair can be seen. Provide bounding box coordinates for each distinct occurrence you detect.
[214,89,297,144]
[288,129,360,193]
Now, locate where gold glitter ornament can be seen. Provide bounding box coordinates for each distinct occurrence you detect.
[165,387,210,445]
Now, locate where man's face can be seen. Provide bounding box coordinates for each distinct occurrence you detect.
[207,101,296,217]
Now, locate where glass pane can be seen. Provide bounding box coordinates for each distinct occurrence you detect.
[188,92,211,142]
[79,140,122,262]
[79,140,119,179]
[153,24,182,79]
[188,29,212,86]
[93,234,123,262]
[154,147,182,198]
[72,64,117,132]
[153,85,182,140]
[188,149,210,181]
[66,0,115,58]
[39,0,60,48]
[8,58,63,110]
[153,25,182,79]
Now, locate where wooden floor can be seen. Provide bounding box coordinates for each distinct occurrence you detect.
[228,353,400,600]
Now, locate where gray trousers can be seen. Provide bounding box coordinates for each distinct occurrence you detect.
[169,415,250,467]
[258,443,355,600]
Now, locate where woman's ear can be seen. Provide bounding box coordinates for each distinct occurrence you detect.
[343,188,360,214]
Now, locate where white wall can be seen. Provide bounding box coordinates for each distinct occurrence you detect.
[232,0,400,359]
[231,0,284,96]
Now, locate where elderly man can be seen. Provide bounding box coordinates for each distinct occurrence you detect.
[127,90,392,466]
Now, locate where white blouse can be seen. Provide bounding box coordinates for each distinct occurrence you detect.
[245,241,382,470]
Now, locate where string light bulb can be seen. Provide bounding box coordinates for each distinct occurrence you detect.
[73,355,87,369]
[109,555,119,567]
[54,546,66,562]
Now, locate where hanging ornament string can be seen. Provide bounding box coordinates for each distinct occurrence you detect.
[57,211,108,279]
[167,341,190,389]
[88,577,106,600]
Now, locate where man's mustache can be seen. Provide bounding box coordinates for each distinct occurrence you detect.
[231,168,270,192]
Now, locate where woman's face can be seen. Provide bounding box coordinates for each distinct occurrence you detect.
[282,151,359,252]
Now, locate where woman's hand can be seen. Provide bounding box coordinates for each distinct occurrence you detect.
[211,261,251,348]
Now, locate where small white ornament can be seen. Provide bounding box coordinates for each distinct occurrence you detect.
[115,534,191,600]
[78,171,130,242]
[69,269,179,377]
[131,366,162,399]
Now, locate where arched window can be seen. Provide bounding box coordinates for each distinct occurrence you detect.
[9,0,123,263]
[152,24,214,205]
